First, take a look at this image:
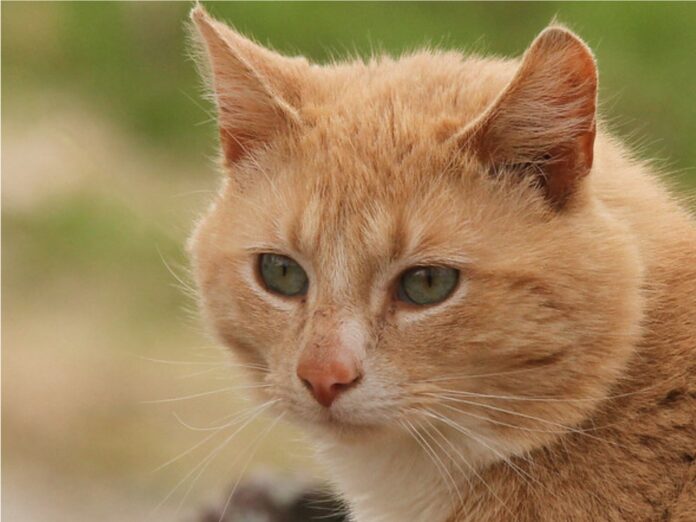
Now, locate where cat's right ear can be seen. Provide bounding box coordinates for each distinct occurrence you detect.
[456,26,598,210]
[190,5,307,168]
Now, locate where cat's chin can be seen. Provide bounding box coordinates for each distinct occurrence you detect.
[309,417,387,443]
[288,406,390,440]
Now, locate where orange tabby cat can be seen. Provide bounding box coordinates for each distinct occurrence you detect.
[188,6,695,521]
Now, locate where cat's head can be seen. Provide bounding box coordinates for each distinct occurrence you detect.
[189,6,642,460]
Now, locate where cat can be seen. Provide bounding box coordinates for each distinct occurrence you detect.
[188,5,696,521]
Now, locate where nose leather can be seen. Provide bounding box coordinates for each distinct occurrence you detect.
[297,352,361,407]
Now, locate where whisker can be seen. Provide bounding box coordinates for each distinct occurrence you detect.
[422,409,540,490]
[142,384,271,404]
[175,407,280,515]
[428,388,604,403]
[417,419,466,508]
[416,366,554,384]
[216,412,286,522]
[138,356,224,366]
[399,419,449,493]
[156,245,197,295]
[138,350,269,371]
[433,397,629,449]
[433,410,514,517]
[178,363,268,380]
[400,418,459,509]
[178,366,229,379]
[173,410,249,433]
[424,410,614,510]
[152,399,277,515]
[152,425,222,474]
[434,401,574,435]
[419,411,514,518]
[425,372,686,403]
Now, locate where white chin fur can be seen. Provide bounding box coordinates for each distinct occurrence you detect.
[315,429,463,522]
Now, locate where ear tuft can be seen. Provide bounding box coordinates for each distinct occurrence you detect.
[189,3,207,24]
[459,25,598,209]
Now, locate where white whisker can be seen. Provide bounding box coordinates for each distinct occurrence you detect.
[423,409,540,490]
[216,412,286,522]
[138,354,268,371]
[433,397,628,449]
[417,419,466,509]
[401,418,458,509]
[435,401,569,434]
[172,410,248,433]
[426,375,684,403]
[419,411,514,518]
[417,366,555,384]
[138,356,223,366]
[152,427,221,474]
[152,399,278,515]
[142,384,270,404]
[178,366,229,379]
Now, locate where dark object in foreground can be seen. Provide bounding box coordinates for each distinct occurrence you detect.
[197,475,348,522]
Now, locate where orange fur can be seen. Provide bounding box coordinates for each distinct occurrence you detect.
[189,6,695,521]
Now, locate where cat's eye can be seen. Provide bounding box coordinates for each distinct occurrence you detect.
[258,253,308,297]
[397,266,459,306]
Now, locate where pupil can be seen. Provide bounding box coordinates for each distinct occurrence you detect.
[426,269,433,288]
[282,263,288,277]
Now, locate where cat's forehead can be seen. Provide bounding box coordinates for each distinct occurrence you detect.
[310,53,513,119]
[302,53,514,144]
[261,153,479,280]
[228,54,523,275]
[284,53,516,190]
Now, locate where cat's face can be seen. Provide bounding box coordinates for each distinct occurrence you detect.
[190,7,643,461]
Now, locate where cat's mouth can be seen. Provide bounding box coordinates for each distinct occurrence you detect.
[292,401,393,436]
[312,413,386,440]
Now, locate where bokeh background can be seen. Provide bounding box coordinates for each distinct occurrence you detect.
[3,2,695,521]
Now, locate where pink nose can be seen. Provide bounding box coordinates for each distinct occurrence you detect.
[297,356,361,408]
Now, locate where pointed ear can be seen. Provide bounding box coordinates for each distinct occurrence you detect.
[190,6,307,168]
[458,26,598,209]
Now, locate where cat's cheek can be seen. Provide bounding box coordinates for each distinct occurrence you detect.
[197,260,297,372]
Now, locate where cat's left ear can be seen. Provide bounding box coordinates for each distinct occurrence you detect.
[190,5,308,169]
[457,26,597,209]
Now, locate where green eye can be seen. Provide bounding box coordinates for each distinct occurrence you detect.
[259,254,308,297]
[397,266,459,306]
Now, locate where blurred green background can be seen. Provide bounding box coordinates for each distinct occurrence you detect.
[3,2,695,521]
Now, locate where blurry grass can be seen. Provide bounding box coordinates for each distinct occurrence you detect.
[3,2,695,184]
[5,194,180,284]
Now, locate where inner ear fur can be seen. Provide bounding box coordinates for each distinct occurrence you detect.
[457,26,598,209]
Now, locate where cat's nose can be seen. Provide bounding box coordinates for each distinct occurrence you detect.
[296,354,362,408]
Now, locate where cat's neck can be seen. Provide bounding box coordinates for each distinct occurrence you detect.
[316,429,460,522]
